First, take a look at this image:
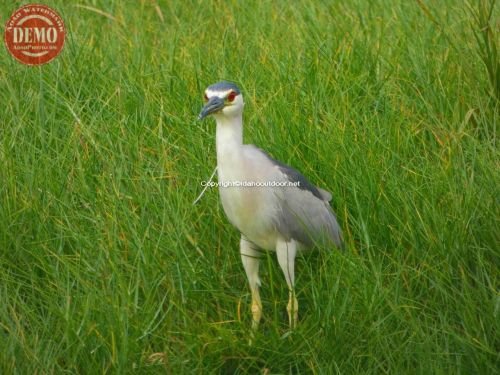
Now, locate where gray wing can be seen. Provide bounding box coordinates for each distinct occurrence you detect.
[256,148,343,248]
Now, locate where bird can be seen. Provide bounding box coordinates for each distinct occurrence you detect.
[198,81,343,329]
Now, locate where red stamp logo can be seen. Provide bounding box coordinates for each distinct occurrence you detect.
[4,4,65,66]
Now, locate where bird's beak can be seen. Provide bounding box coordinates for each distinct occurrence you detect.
[198,96,225,120]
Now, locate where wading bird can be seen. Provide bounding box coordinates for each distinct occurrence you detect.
[198,81,343,329]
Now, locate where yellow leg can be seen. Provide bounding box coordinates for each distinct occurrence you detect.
[277,238,298,329]
[240,236,262,334]
[287,291,298,329]
[251,288,262,330]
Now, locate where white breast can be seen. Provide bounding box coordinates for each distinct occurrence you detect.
[217,149,279,250]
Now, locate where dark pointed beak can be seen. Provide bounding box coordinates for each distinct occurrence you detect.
[198,96,224,120]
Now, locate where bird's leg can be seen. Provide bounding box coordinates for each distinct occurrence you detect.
[276,238,298,329]
[240,236,262,330]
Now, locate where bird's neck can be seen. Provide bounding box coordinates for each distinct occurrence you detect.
[215,114,243,160]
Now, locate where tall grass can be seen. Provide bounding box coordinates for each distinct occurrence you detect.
[0,0,498,373]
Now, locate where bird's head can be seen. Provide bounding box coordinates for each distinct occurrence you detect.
[198,81,244,120]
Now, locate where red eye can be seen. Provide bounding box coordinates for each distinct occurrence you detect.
[203,93,208,101]
[227,91,236,102]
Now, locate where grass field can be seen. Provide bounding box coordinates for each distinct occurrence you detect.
[0,0,498,373]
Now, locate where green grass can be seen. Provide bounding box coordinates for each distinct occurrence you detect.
[0,0,498,373]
